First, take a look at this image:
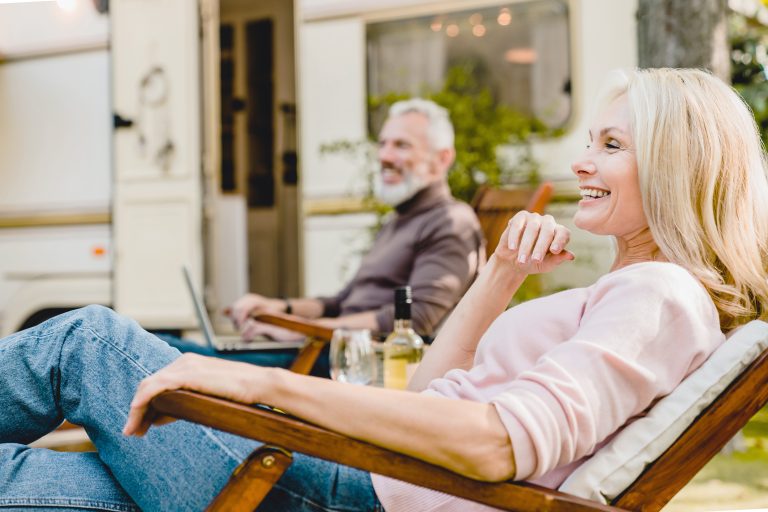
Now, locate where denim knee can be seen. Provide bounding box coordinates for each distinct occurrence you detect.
[74,304,121,329]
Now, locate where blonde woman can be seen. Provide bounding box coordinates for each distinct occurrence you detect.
[1,68,767,511]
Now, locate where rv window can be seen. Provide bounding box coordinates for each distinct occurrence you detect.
[366,1,570,133]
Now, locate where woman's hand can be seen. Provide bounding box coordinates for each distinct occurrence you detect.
[123,354,267,437]
[494,211,574,274]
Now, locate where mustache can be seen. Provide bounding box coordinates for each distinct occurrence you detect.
[380,162,404,173]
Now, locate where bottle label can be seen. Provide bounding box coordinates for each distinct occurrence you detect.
[384,359,421,389]
[384,359,409,390]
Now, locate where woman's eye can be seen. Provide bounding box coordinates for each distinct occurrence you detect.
[605,140,621,150]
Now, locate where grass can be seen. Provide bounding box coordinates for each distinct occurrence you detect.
[665,406,768,511]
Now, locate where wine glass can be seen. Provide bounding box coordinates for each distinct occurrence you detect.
[330,328,377,385]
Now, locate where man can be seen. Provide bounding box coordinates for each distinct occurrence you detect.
[169,99,483,373]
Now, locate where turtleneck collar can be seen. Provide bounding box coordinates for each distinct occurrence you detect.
[394,181,452,217]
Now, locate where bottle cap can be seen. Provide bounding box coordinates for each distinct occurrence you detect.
[394,286,412,320]
[394,286,412,304]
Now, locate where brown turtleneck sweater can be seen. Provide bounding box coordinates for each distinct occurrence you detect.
[317,181,484,336]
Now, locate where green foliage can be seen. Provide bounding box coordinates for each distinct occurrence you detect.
[368,62,552,203]
[729,12,768,146]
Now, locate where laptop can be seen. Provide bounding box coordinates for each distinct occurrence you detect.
[182,266,304,352]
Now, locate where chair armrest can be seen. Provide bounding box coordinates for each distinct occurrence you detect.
[252,312,334,341]
[151,390,622,512]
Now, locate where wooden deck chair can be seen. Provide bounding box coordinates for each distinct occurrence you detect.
[471,182,554,260]
[151,320,768,511]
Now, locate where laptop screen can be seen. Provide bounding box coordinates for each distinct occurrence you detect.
[181,265,216,348]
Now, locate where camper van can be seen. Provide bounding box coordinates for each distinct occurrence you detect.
[0,0,637,337]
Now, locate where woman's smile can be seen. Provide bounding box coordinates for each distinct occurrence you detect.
[578,187,611,204]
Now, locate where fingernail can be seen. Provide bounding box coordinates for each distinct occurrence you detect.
[551,243,560,252]
[518,254,527,264]
[508,241,517,250]
[532,252,542,262]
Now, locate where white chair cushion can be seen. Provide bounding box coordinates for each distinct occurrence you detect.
[558,320,768,503]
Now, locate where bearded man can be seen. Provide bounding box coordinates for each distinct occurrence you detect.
[168,99,483,374]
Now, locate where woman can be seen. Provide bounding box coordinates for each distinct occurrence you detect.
[1,68,767,512]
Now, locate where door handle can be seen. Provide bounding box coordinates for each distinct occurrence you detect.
[113,113,134,129]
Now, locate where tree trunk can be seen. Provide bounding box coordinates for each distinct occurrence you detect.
[637,0,731,82]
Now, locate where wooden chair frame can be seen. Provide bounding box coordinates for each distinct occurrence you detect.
[251,312,334,375]
[151,345,768,512]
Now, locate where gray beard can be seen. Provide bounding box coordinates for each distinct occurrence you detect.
[373,172,427,206]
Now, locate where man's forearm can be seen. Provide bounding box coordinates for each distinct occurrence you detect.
[316,311,379,331]
[286,298,325,319]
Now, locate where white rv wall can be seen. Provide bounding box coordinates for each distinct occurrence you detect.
[0,51,111,214]
[0,1,112,333]
[0,0,107,55]
[0,1,111,214]
[298,15,372,297]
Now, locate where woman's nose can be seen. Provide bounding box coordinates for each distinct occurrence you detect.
[571,154,596,176]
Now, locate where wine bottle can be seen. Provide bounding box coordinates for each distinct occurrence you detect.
[383,286,424,389]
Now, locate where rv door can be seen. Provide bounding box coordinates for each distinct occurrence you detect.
[111,0,203,328]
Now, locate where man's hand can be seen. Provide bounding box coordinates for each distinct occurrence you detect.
[239,318,304,342]
[495,211,574,274]
[227,293,286,333]
[123,353,271,437]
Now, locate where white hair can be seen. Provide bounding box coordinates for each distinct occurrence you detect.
[388,98,455,151]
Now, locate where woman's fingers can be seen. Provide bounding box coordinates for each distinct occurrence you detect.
[509,213,557,263]
[123,355,200,436]
[124,382,176,436]
[550,225,571,254]
[530,215,557,263]
[505,212,527,251]
[496,211,573,273]
[515,216,542,263]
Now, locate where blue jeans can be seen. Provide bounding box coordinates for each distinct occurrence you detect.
[158,335,331,378]
[0,306,382,511]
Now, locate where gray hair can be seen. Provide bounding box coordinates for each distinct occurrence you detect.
[388,98,455,151]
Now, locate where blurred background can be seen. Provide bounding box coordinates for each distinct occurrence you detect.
[0,1,766,507]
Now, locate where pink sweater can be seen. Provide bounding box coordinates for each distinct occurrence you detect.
[371,262,724,511]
